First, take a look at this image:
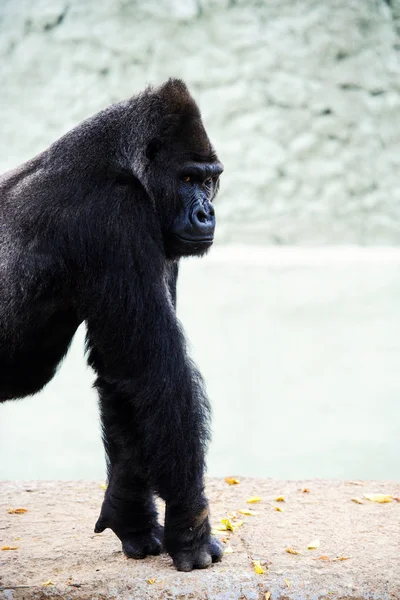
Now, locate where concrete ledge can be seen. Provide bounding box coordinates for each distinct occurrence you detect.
[1,479,399,599]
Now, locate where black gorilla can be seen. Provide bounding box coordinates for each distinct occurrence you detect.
[0,79,224,571]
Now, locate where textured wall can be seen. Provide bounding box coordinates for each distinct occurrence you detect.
[1,0,400,244]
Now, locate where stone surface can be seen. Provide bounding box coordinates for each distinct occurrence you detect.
[1,0,400,244]
[0,479,399,599]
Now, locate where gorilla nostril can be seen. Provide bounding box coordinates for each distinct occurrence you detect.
[196,209,207,224]
[193,205,214,227]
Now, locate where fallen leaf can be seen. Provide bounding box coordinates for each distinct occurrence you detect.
[225,476,240,485]
[312,555,351,562]
[265,593,271,600]
[221,518,243,532]
[247,496,261,503]
[286,547,300,555]
[285,579,291,589]
[224,545,234,554]
[42,580,53,586]
[1,546,18,551]
[211,526,227,534]
[238,509,258,516]
[307,539,320,550]
[13,537,21,541]
[302,488,310,493]
[274,506,284,512]
[147,579,156,584]
[364,494,392,503]
[275,496,285,502]
[100,483,107,490]
[8,508,28,514]
[351,497,364,504]
[253,560,265,574]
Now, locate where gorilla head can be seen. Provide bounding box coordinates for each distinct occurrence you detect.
[124,79,223,258]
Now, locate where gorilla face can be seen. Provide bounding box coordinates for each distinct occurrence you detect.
[166,158,223,258]
[143,119,223,259]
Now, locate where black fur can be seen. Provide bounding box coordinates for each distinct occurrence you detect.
[0,79,223,571]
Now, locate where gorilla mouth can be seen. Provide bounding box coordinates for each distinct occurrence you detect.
[176,234,214,244]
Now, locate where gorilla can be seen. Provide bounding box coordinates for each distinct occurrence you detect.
[0,79,224,571]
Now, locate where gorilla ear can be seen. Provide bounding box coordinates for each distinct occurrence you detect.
[146,138,162,161]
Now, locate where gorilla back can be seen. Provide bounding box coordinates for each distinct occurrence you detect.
[0,79,224,571]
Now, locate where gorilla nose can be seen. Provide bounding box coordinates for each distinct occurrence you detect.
[191,204,215,236]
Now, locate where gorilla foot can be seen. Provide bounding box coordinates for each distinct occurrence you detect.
[171,536,223,572]
[94,495,163,560]
[122,525,164,559]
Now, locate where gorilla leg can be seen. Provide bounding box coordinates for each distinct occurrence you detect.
[86,269,222,571]
[94,377,163,558]
[92,365,222,571]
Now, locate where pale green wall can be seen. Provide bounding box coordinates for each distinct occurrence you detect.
[1,0,400,244]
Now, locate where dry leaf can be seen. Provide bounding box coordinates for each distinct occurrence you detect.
[307,539,320,550]
[286,547,300,555]
[224,476,240,485]
[238,509,258,516]
[1,545,18,551]
[211,526,228,534]
[274,506,284,512]
[275,496,285,502]
[147,579,156,584]
[312,555,350,562]
[253,560,265,574]
[364,494,392,503]
[285,579,291,589]
[42,580,53,586]
[265,593,271,600]
[224,545,234,554]
[351,497,364,504]
[302,488,310,493]
[100,483,107,490]
[247,496,261,503]
[8,508,28,514]
[221,518,243,532]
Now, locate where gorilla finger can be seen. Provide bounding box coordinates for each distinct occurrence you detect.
[123,541,147,559]
[194,549,212,569]
[209,536,223,562]
[123,534,162,559]
[172,552,194,572]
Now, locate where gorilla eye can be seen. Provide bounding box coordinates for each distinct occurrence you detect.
[182,176,191,183]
